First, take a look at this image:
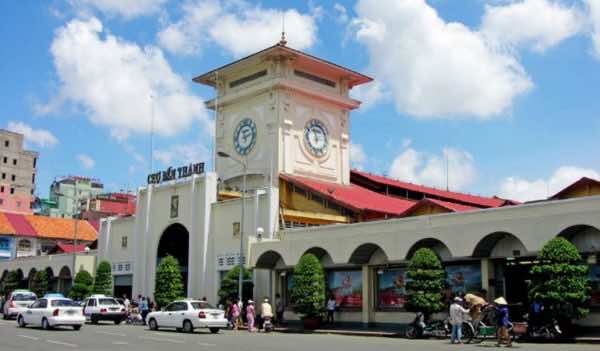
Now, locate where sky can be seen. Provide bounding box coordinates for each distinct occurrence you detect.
[1,0,600,203]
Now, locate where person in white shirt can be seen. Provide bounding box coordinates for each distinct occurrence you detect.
[449,297,470,344]
[326,295,337,325]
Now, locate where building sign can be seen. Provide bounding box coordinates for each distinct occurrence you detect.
[147,162,205,184]
[0,237,13,260]
[112,261,133,275]
[216,252,244,271]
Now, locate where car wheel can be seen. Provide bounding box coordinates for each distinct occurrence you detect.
[91,316,99,324]
[42,318,51,330]
[209,328,220,334]
[148,318,158,331]
[183,320,193,333]
[73,325,82,331]
[114,320,122,325]
[17,316,26,328]
[2,313,7,320]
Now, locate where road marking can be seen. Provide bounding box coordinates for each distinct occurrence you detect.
[17,335,39,341]
[113,341,129,345]
[46,339,78,348]
[97,330,127,336]
[198,342,216,347]
[139,335,185,344]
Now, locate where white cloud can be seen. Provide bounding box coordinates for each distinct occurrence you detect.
[587,0,600,59]
[334,3,349,23]
[6,121,59,148]
[75,0,167,18]
[40,17,210,140]
[154,143,209,166]
[350,143,366,169]
[481,0,582,53]
[157,0,318,57]
[499,166,600,202]
[77,153,96,169]
[388,147,477,191]
[352,0,532,118]
[350,80,389,110]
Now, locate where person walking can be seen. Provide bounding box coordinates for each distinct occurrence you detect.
[140,297,149,325]
[275,293,284,326]
[246,300,256,332]
[449,297,469,344]
[231,298,241,330]
[326,294,336,325]
[494,297,512,347]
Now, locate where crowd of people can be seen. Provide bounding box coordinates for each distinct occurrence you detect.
[222,294,283,332]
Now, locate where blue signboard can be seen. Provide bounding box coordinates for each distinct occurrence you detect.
[0,237,14,260]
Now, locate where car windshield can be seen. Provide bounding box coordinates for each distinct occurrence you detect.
[191,302,215,310]
[13,293,36,301]
[99,298,119,305]
[51,299,77,307]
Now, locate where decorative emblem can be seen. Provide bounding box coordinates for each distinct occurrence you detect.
[304,119,329,157]
[233,118,257,156]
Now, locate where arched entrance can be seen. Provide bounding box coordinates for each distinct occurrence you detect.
[27,268,37,290]
[558,224,600,254]
[45,267,57,292]
[157,223,189,295]
[16,269,26,289]
[58,266,72,295]
[406,238,452,261]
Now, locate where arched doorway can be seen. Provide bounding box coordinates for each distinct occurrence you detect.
[16,269,26,289]
[406,238,452,261]
[27,268,37,290]
[58,266,72,296]
[157,223,189,296]
[348,243,388,265]
[558,224,600,254]
[45,267,57,292]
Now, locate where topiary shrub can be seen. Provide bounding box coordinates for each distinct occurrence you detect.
[290,253,325,319]
[31,270,49,298]
[154,255,184,308]
[3,270,19,296]
[529,237,590,322]
[217,266,253,304]
[69,269,94,300]
[406,248,445,319]
[93,261,113,296]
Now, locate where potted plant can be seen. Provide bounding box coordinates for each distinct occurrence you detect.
[290,253,326,329]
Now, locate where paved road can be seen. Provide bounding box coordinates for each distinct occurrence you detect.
[0,319,596,351]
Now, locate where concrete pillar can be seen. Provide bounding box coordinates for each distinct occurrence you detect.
[481,258,490,293]
[361,265,370,326]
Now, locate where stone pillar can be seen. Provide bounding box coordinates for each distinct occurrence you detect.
[361,265,371,326]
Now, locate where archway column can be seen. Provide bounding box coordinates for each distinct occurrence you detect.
[361,265,374,326]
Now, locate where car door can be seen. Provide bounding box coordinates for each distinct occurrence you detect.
[31,299,47,326]
[155,303,173,326]
[173,302,188,328]
[22,300,39,324]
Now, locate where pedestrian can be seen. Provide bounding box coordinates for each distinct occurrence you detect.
[261,297,273,331]
[326,294,336,325]
[123,294,131,311]
[494,297,512,347]
[464,292,486,325]
[246,300,256,332]
[449,296,469,344]
[231,298,241,330]
[140,297,149,325]
[275,293,284,326]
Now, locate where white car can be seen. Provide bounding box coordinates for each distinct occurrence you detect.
[82,295,127,324]
[17,296,85,330]
[3,290,37,320]
[147,300,227,334]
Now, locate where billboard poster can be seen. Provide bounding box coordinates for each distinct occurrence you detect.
[377,268,408,309]
[589,264,600,306]
[327,270,362,308]
[0,237,13,260]
[445,263,482,296]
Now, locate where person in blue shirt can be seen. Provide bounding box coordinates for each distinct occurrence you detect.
[494,297,512,347]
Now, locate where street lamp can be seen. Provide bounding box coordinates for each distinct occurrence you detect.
[217,151,247,302]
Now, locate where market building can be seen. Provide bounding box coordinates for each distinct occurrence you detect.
[2,40,599,327]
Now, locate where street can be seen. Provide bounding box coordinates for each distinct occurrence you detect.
[0,319,596,351]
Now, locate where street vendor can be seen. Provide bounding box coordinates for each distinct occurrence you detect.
[464,289,487,322]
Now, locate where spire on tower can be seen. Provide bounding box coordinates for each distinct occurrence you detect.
[279,13,287,46]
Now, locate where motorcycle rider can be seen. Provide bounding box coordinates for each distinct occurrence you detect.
[261,297,274,332]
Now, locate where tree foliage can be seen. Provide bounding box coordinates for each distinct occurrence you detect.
[529,237,590,320]
[290,254,326,318]
[69,269,94,300]
[154,255,184,308]
[406,248,445,317]
[92,260,113,296]
[3,270,19,296]
[31,270,49,298]
[217,265,253,304]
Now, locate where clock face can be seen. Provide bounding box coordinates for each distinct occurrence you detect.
[233,118,257,156]
[304,119,329,157]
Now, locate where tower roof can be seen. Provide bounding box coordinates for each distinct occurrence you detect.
[193,43,373,88]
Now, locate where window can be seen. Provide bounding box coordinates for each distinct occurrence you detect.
[11,174,15,181]
[10,188,14,195]
[87,299,97,307]
[12,159,16,166]
[2,157,6,163]
[18,239,32,252]
[4,140,8,147]
[99,298,119,306]
[232,222,240,238]
[0,199,3,205]
[170,195,179,218]
[33,158,37,168]
[229,70,267,88]
[0,186,3,193]
[1,173,5,179]
[51,299,77,307]
[294,69,336,88]
[16,201,21,208]
[38,299,48,309]
[121,236,128,249]
[32,173,35,184]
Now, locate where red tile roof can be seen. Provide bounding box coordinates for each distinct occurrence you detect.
[4,213,37,237]
[351,169,515,208]
[281,174,415,216]
[402,198,478,216]
[55,243,88,254]
[0,212,16,235]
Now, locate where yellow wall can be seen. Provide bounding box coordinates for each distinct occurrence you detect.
[279,179,343,217]
[557,183,600,199]
[406,203,450,217]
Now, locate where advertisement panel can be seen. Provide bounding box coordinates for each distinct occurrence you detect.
[0,237,13,260]
[377,268,407,309]
[590,264,600,306]
[445,263,482,296]
[327,270,362,308]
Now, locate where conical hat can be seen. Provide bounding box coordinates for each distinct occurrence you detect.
[494,297,508,305]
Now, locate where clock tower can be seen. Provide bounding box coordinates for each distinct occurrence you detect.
[194,40,372,191]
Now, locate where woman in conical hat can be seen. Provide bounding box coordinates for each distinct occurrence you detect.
[494,297,508,305]
[494,297,511,346]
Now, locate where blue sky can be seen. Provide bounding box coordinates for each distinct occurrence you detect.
[1,0,600,202]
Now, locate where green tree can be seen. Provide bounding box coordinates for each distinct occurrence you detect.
[290,254,325,318]
[529,237,590,321]
[92,261,113,296]
[217,266,253,304]
[154,255,184,308]
[30,270,49,298]
[3,270,19,296]
[69,270,94,300]
[405,248,445,319]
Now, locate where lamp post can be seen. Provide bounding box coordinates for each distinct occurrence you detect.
[217,151,247,302]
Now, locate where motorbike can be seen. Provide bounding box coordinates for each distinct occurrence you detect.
[405,312,449,339]
[262,316,274,333]
[526,316,561,339]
